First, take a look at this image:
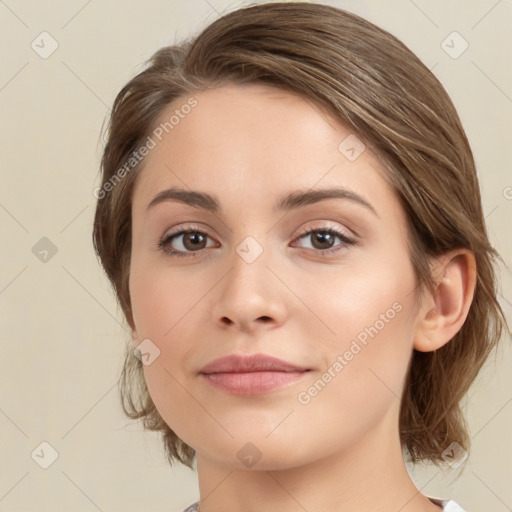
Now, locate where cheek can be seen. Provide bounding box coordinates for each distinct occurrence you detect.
[129,264,201,338]
[141,362,200,450]
[292,250,415,349]
[290,250,417,408]
[129,266,205,432]
[305,296,413,407]
[285,299,415,464]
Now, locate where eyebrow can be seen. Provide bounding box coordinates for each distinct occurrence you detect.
[146,186,379,218]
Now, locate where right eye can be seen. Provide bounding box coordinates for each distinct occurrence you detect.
[157,228,217,257]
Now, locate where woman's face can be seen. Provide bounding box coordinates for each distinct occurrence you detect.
[129,83,424,469]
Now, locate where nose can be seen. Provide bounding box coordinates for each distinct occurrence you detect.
[211,244,288,333]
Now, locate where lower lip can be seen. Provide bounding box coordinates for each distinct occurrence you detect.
[200,371,309,395]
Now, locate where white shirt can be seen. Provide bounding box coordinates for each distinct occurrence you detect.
[428,496,467,511]
[182,496,467,511]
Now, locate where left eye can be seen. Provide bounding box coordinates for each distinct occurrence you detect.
[293,228,356,252]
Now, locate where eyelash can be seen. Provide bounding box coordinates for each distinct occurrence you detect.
[157,225,357,259]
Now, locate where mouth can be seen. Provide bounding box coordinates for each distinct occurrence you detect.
[199,353,311,395]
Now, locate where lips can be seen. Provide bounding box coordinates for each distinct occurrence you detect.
[199,353,309,374]
[199,353,311,395]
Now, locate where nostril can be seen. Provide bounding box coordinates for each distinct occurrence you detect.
[219,316,272,328]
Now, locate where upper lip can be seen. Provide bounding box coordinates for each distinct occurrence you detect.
[199,353,310,374]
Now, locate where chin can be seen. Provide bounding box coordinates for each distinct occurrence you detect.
[196,435,314,472]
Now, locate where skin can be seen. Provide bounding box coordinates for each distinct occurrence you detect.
[129,83,476,512]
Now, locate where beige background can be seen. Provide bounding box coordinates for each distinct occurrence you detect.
[1,0,511,511]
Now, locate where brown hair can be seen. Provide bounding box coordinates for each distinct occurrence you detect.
[92,1,509,469]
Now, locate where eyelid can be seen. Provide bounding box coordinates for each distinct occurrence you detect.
[294,221,355,240]
[161,222,212,240]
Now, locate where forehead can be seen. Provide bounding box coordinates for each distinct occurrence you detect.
[131,83,400,222]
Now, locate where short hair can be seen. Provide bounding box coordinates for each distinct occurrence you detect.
[92,1,509,469]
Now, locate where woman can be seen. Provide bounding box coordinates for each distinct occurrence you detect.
[92,3,508,511]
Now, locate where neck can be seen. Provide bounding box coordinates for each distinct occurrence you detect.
[193,408,441,512]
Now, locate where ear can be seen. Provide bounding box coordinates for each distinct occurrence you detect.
[414,249,477,352]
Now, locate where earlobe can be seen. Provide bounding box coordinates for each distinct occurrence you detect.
[413,250,477,353]
[131,329,141,349]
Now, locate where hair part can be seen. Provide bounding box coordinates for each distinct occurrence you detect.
[92,1,509,469]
